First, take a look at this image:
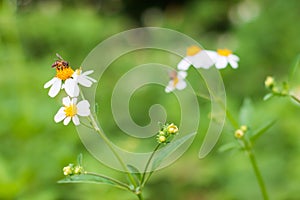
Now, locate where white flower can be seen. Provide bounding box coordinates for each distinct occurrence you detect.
[54,96,90,126]
[177,46,215,71]
[63,68,97,98]
[212,48,240,69]
[44,66,75,98]
[165,71,187,93]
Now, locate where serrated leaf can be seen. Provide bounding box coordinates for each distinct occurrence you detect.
[263,93,274,101]
[250,120,275,142]
[127,164,142,183]
[77,153,83,166]
[151,132,196,170]
[218,142,238,153]
[58,174,129,190]
[239,98,254,125]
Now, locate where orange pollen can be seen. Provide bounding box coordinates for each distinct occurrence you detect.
[56,67,74,81]
[173,77,179,87]
[186,46,202,56]
[217,49,232,56]
[64,104,77,117]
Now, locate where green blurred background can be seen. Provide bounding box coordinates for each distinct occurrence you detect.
[1,0,300,199]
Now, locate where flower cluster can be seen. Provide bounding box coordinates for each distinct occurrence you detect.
[63,163,85,176]
[156,123,179,144]
[264,76,289,96]
[234,125,248,139]
[166,46,239,92]
[44,54,96,126]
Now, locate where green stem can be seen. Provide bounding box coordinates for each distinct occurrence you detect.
[247,149,269,200]
[140,144,161,186]
[137,193,144,200]
[88,113,138,188]
[290,94,300,104]
[80,91,138,188]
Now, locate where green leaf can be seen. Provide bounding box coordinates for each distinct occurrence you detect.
[239,98,254,125]
[77,153,83,166]
[263,93,274,101]
[127,164,142,183]
[250,120,276,142]
[218,142,238,153]
[58,174,129,190]
[151,132,196,170]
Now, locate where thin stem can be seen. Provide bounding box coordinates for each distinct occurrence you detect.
[290,94,300,104]
[79,91,138,188]
[137,193,144,200]
[140,144,161,186]
[247,150,269,200]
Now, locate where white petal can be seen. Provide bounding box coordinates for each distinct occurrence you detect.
[78,76,93,87]
[54,107,66,122]
[72,115,80,126]
[215,56,228,69]
[177,58,191,71]
[77,100,90,116]
[63,117,71,125]
[62,96,71,106]
[229,54,240,62]
[190,51,215,69]
[178,71,187,79]
[176,80,187,90]
[64,79,79,97]
[48,79,62,98]
[229,59,238,69]
[72,98,78,105]
[82,70,94,76]
[165,81,174,93]
[44,77,57,88]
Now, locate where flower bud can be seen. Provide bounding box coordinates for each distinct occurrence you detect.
[63,164,73,176]
[74,166,84,174]
[265,76,274,89]
[167,123,178,134]
[158,135,166,143]
[234,129,244,139]
[240,125,248,132]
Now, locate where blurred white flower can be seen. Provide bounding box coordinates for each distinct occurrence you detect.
[213,48,240,69]
[177,46,215,71]
[165,71,187,93]
[54,96,90,126]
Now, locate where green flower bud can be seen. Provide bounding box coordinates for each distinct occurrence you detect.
[234,129,244,139]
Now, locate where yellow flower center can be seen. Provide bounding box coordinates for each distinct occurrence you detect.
[64,104,78,117]
[217,49,232,56]
[56,67,74,81]
[186,46,202,56]
[173,77,179,87]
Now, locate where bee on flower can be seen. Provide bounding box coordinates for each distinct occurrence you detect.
[165,70,187,93]
[54,96,91,126]
[177,45,216,71]
[44,54,96,98]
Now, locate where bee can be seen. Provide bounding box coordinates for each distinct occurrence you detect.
[51,53,69,69]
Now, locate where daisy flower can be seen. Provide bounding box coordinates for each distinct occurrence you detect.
[44,55,97,98]
[165,71,187,93]
[213,48,240,69]
[177,45,215,71]
[64,68,97,97]
[44,56,77,98]
[54,96,90,126]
